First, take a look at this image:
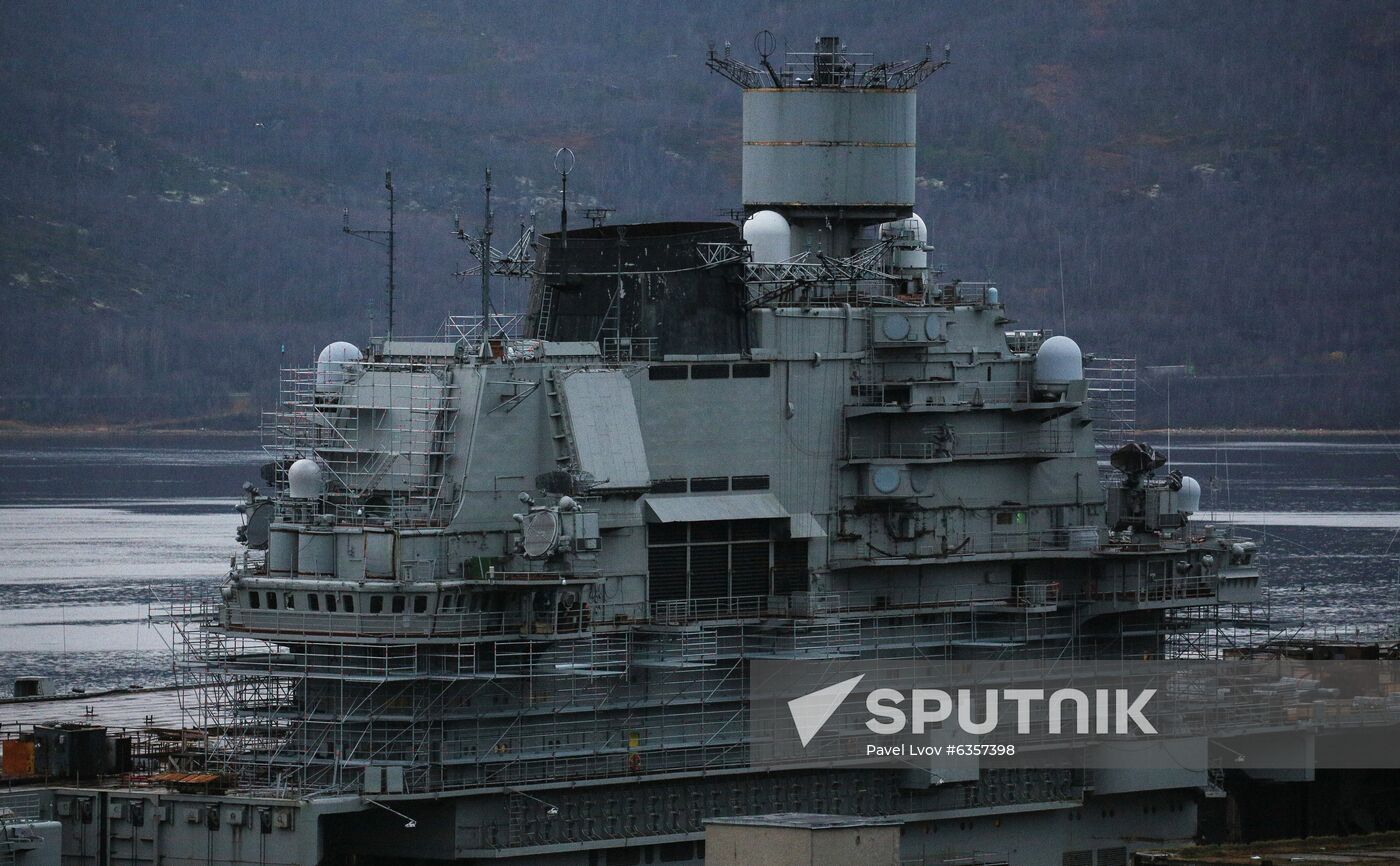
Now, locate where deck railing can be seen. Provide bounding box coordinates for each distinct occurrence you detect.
[847,428,1073,461]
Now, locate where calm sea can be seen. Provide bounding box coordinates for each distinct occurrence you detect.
[0,433,1397,694]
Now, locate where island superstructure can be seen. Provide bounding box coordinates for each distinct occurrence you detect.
[12,35,1384,866]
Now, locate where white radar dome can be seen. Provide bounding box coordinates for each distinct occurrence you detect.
[287,459,324,499]
[880,213,928,245]
[743,210,792,263]
[1178,475,1202,513]
[1034,335,1084,384]
[880,213,928,270]
[316,341,363,389]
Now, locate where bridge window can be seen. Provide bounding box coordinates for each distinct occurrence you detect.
[731,474,770,491]
[690,364,730,380]
[647,366,688,381]
[732,363,771,378]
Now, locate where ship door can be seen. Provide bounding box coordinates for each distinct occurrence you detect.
[365,530,395,578]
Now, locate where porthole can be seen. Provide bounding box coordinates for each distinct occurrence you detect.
[881,314,911,341]
[871,466,901,494]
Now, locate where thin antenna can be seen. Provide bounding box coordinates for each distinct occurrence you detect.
[1056,232,1068,334]
[555,147,575,285]
[755,29,782,87]
[387,171,395,337]
[1166,373,1172,469]
[343,171,398,338]
[482,168,493,322]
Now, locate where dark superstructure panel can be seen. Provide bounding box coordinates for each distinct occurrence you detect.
[530,221,747,356]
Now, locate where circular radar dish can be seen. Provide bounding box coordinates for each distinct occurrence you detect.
[871,466,902,494]
[554,147,576,176]
[754,29,777,59]
[881,314,911,341]
[521,510,561,559]
[924,316,942,341]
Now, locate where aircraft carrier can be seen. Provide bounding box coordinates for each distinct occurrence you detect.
[3,34,1398,866]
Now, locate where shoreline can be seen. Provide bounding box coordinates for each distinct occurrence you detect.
[0,424,259,437]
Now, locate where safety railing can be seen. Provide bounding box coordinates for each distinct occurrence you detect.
[976,527,1102,554]
[847,428,1072,461]
[649,596,767,626]
[0,792,41,822]
[223,607,522,640]
[601,337,658,362]
[848,380,1032,408]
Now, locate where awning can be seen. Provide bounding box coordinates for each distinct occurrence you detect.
[644,493,790,524]
[788,512,827,539]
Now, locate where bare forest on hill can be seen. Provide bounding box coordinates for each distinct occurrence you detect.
[1,1,1395,429]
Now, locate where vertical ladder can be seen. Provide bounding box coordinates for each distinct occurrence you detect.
[507,794,528,846]
[596,281,622,351]
[544,370,576,471]
[535,282,557,340]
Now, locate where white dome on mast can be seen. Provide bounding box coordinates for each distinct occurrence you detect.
[743,210,792,263]
[316,341,362,389]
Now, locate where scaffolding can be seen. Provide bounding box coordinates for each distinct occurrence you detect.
[166,576,1177,798]
[262,358,459,527]
[1083,357,1136,462]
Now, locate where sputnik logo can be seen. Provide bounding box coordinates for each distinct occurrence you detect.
[787,674,864,747]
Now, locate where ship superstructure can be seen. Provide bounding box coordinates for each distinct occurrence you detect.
[15,35,1388,866]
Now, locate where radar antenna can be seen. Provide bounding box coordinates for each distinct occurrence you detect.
[755,29,782,87]
[343,170,398,337]
[481,168,493,321]
[454,203,537,280]
[555,147,575,285]
[707,30,950,91]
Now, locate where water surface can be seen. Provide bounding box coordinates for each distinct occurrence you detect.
[0,432,1396,698]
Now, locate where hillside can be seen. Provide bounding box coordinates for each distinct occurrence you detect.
[0,0,1396,429]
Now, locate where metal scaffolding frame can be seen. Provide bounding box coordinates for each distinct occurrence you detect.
[166,578,1209,797]
[262,359,459,527]
[1084,357,1137,461]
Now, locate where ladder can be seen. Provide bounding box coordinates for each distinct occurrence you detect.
[535,282,557,340]
[507,794,528,847]
[544,370,576,471]
[596,281,622,347]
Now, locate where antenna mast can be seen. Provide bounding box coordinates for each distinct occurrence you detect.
[481,168,493,322]
[554,147,575,285]
[343,170,398,338]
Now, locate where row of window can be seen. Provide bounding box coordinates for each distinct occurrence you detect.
[650,474,769,494]
[244,591,473,615]
[647,362,771,381]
